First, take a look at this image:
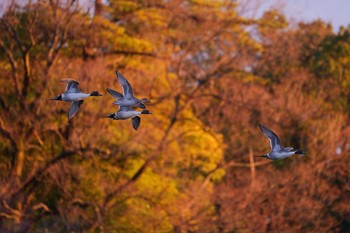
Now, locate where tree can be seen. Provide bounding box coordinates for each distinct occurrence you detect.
[1,0,350,232]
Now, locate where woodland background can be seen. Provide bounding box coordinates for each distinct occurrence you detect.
[0,0,349,232]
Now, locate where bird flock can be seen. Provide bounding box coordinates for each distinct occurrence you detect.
[51,71,305,160]
[51,71,152,130]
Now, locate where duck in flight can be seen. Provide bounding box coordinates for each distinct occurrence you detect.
[106,71,150,109]
[51,79,102,120]
[105,106,152,130]
[257,124,305,160]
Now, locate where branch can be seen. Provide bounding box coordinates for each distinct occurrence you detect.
[21,52,31,98]
[46,21,64,67]
[102,158,151,211]
[0,96,9,111]
[0,200,22,222]
[0,19,26,53]
[223,159,271,168]
[11,145,109,198]
[27,2,39,46]
[109,50,157,57]
[0,18,33,100]
[0,118,18,151]
[11,150,77,197]
[0,39,20,95]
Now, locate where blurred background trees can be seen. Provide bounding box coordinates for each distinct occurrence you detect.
[0,0,349,232]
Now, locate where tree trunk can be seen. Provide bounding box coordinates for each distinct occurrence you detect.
[94,0,103,17]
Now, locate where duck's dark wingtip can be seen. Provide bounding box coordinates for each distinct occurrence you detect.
[131,116,141,130]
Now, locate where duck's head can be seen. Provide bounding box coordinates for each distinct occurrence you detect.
[105,113,116,119]
[256,154,270,159]
[51,94,62,100]
[90,91,103,96]
[141,109,152,114]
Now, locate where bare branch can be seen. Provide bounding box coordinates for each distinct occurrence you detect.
[0,118,18,151]
[22,52,31,98]
[0,96,8,111]
[102,158,151,211]
[0,200,22,222]
[0,39,20,95]
[109,50,157,57]
[11,150,77,197]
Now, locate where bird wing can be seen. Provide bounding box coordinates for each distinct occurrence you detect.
[61,80,80,93]
[259,124,284,151]
[137,103,146,109]
[118,105,132,111]
[68,100,84,120]
[131,116,141,130]
[116,71,134,98]
[285,147,294,151]
[106,88,123,99]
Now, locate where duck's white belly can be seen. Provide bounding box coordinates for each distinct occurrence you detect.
[115,111,139,119]
[270,151,295,160]
[62,93,89,101]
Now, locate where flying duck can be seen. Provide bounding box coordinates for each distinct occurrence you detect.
[257,124,305,160]
[105,106,152,130]
[106,71,150,109]
[51,79,102,120]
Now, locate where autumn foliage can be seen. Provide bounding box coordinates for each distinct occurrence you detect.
[0,0,349,232]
